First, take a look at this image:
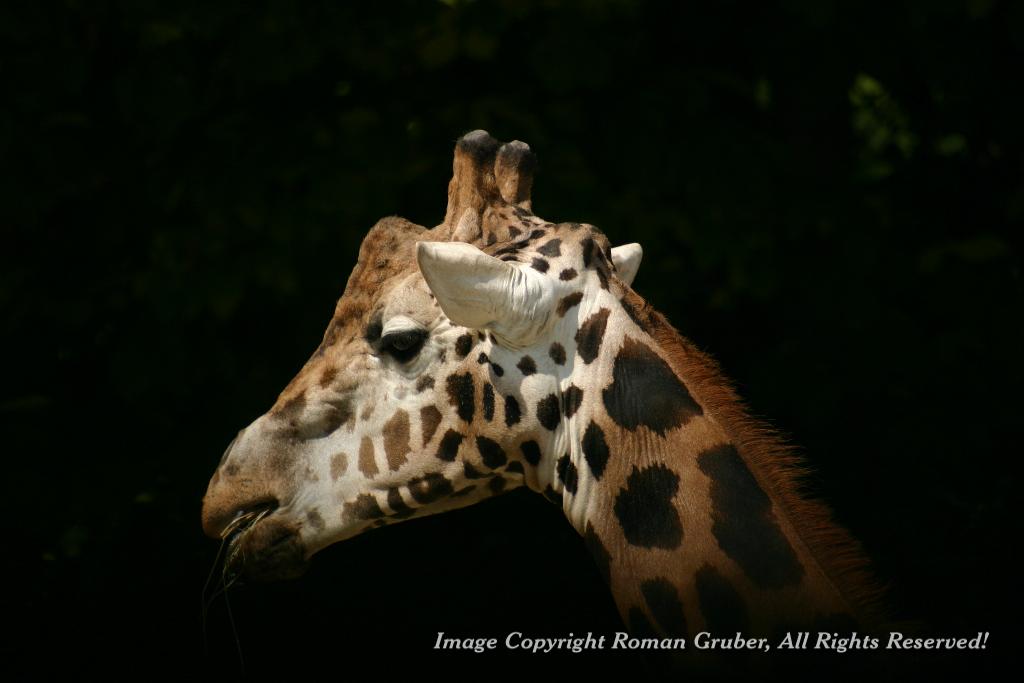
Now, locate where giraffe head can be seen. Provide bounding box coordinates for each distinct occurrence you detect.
[201,131,642,580]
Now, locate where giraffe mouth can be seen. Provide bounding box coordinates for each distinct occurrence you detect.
[221,501,277,545]
[221,501,309,582]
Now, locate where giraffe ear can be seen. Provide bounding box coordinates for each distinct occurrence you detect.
[611,243,643,286]
[416,242,555,347]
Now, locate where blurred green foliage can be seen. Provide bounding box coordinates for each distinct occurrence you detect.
[1,0,1020,677]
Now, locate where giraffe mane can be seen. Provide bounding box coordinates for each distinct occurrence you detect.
[622,287,891,629]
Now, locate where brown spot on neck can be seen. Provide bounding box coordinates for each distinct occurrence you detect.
[557,292,583,317]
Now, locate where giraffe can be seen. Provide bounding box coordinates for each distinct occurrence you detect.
[201,130,881,646]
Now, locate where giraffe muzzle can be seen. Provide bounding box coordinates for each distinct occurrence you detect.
[221,503,309,582]
[218,499,278,542]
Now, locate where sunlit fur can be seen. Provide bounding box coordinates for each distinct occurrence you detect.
[202,131,881,641]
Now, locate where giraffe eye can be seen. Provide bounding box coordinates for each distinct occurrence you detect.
[380,329,428,363]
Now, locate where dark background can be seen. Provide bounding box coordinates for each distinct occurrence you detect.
[3,0,1020,679]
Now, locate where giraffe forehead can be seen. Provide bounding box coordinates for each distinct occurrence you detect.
[318,217,429,347]
[374,284,436,341]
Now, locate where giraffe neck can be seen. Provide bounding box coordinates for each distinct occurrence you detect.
[551,289,879,637]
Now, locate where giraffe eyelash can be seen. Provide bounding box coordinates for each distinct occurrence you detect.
[379,328,428,363]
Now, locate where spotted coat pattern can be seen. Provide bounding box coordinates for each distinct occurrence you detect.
[201,131,870,640]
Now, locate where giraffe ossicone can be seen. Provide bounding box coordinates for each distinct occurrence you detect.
[202,130,880,639]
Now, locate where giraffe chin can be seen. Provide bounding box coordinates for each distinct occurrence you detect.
[226,517,309,582]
